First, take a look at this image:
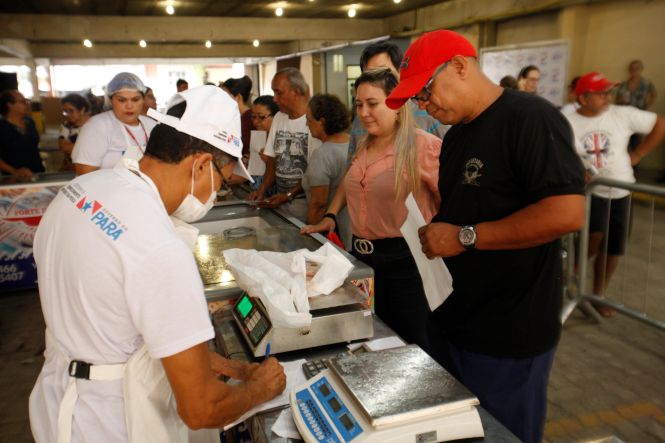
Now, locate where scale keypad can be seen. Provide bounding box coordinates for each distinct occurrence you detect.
[295,388,340,443]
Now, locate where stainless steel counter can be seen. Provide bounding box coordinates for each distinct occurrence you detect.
[212,309,520,443]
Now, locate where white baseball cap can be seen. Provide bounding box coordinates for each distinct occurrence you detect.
[148,85,253,182]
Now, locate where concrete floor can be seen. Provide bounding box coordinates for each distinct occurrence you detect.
[1,186,664,442]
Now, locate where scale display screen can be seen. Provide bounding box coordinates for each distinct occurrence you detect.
[236,295,253,319]
[234,293,271,347]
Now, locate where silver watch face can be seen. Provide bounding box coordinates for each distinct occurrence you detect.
[459,227,476,246]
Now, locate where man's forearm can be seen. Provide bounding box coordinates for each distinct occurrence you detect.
[633,116,665,162]
[476,194,585,250]
[257,158,276,196]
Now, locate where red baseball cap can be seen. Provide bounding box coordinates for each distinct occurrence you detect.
[574,72,617,96]
[386,30,477,109]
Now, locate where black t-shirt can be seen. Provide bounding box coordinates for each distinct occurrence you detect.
[430,89,585,358]
[0,117,45,174]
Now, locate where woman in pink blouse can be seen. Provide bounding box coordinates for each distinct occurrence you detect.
[302,68,441,349]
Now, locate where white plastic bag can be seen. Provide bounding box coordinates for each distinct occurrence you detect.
[223,244,353,328]
[223,248,312,328]
[302,243,354,297]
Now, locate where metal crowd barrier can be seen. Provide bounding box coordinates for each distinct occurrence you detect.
[561,176,665,332]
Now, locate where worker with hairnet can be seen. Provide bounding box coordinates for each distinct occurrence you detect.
[72,72,157,176]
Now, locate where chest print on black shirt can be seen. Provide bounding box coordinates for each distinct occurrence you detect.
[462,158,484,186]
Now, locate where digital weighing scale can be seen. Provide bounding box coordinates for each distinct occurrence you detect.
[290,345,485,443]
[232,285,374,358]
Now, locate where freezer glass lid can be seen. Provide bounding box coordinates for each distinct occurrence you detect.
[193,207,323,286]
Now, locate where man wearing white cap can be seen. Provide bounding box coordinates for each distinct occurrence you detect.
[30,86,284,443]
[385,30,586,443]
[73,72,158,175]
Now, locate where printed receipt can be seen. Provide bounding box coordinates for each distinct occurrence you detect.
[399,193,453,311]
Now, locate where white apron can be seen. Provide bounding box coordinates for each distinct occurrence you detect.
[47,329,219,443]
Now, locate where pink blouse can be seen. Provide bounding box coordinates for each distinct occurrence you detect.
[345,129,441,240]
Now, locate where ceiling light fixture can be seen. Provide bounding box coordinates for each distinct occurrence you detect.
[348,7,357,18]
[83,39,93,48]
[205,40,212,48]
[165,4,175,15]
[394,0,402,3]
[253,39,260,47]
[139,40,147,48]
[275,7,284,16]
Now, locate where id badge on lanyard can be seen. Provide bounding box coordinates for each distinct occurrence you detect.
[122,121,148,162]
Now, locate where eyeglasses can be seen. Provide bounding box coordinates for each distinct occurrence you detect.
[251,113,272,122]
[211,159,224,177]
[410,62,450,105]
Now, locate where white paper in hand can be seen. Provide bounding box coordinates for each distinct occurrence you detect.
[223,359,308,431]
[399,193,453,311]
[248,130,268,176]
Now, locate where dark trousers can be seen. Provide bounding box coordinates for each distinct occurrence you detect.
[427,326,556,443]
[352,237,430,352]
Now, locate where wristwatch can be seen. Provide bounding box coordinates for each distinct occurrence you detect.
[285,191,294,201]
[458,225,477,250]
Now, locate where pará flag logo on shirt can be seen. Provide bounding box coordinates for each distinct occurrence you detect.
[76,197,102,215]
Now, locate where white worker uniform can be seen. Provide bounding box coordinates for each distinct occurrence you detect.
[29,160,214,443]
[72,111,157,169]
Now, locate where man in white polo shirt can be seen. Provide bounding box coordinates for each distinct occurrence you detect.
[30,86,285,443]
[566,71,665,316]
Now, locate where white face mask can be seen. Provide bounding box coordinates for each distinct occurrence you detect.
[172,162,216,223]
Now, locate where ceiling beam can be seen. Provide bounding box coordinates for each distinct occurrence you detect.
[0,14,385,43]
[29,42,291,59]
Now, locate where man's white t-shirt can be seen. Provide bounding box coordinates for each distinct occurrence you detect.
[263,112,321,193]
[29,163,214,443]
[566,104,657,199]
[72,111,157,169]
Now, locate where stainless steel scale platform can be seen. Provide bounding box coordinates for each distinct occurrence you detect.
[291,345,485,442]
[193,201,375,356]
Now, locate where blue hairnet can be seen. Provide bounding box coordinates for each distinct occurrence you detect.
[106,72,146,96]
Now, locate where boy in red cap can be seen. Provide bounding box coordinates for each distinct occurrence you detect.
[387,30,586,443]
[565,71,665,317]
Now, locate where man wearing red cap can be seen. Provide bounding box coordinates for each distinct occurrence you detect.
[565,71,665,317]
[386,30,586,443]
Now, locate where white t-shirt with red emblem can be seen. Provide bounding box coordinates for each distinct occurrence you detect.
[566,104,657,199]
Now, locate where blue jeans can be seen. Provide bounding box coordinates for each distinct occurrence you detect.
[426,326,556,443]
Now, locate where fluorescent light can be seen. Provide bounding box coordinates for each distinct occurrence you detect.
[83,39,92,48]
[165,4,175,14]
[139,40,147,48]
[348,7,356,17]
[253,39,260,47]
[275,7,283,16]
[205,40,212,48]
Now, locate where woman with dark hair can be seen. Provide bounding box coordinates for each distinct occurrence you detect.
[59,93,91,171]
[0,90,44,177]
[72,72,157,175]
[246,95,279,190]
[222,76,254,155]
[517,65,540,94]
[303,94,352,248]
[302,69,441,350]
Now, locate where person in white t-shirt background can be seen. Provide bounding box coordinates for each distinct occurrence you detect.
[565,71,665,317]
[248,67,321,221]
[30,86,284,443]
[72,72,157,175]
